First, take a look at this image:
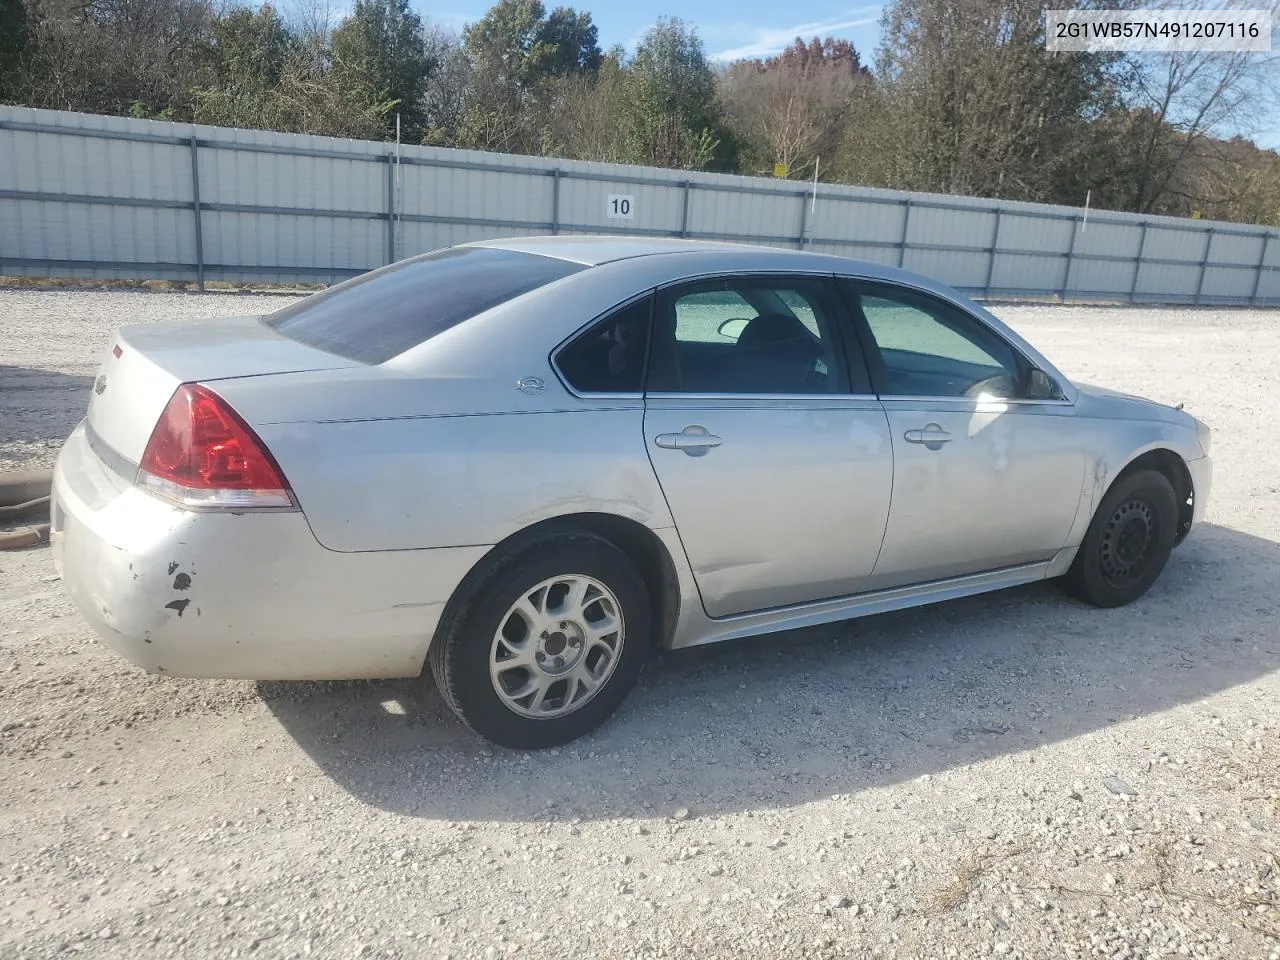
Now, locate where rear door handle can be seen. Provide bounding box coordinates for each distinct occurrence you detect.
[904,423,952,449]
[654,425,722,456]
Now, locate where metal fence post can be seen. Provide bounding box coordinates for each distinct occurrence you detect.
[188,136,205,291]
[1129,222,1148,302]
[1250,233,1271,306]
[983,208,1002,297]
[897,199,911,267]
[551,169,561,235]
[1059,215,1080,302]
[1193,227,1214,305]
[680,182,691,238]
[796,192,808,249]
[385,154,396,263]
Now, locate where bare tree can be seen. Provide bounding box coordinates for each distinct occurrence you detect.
[1159,135,1280,224]
[277,0,338,45]
[421,25,469,144]
[12,0,215,116]
[718,38,868,178]
[1122,39,1279,212]
[544,56,627,161]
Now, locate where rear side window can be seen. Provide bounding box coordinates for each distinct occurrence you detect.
[555,296,652,394]
[263,247,585,364]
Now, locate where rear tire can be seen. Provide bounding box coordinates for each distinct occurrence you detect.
[1065,469,1177,608]
[429,534,651,749]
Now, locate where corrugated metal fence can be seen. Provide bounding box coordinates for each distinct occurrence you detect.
[2,105,1278,304]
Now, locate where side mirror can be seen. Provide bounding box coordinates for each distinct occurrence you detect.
[1025,368,1061,401]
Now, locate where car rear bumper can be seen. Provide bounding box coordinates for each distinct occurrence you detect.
[51,422,489,680]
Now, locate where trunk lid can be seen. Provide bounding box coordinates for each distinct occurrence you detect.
[87,316,360,465]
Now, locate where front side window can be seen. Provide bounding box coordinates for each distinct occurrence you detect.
[648,277,844,394]
[555,296,652,394]
[850,283,1024,399]
[263,247,585,364]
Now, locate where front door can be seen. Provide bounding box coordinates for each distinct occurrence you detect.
[643,275,894,618]
[842,280,1085,589]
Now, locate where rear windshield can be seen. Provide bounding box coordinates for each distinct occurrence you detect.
[262,246,585,363]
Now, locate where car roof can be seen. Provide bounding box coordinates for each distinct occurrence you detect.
[465,234,968,309]
[465,234,852,268]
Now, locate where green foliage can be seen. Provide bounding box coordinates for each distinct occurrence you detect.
[128,100,176,120]
[192,5,292,129]
[331,0,433,140]
[875,0,1131,202]
[189,3,391,138]
[539,7,603,75]
[0,0,28,96]
[622,18,721,169]
[2,0,1276,225]
[456,0,601,152]
[464,0,599,89]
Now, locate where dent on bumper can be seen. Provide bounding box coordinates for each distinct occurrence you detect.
[52,425,489,680]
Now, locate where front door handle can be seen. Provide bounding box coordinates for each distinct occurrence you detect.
[654,425,722,457]
[904,423,952,450]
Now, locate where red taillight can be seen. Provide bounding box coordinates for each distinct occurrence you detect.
[138,383,294,510]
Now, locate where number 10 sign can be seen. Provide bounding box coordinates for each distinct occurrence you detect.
[606,194,634,220]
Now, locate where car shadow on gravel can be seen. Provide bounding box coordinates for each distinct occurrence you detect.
[260,521,1280,822]
[0,365,93,451]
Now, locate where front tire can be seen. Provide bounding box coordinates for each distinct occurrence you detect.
[1066,469,1178,608]
[429,534,651,749]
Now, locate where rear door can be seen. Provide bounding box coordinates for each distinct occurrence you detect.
[840,279,1085,588]
[643,274,893,618]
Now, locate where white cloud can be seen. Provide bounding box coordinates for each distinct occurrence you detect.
[710,8,881,62]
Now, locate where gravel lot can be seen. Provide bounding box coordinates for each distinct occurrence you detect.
[1,289,1278,960]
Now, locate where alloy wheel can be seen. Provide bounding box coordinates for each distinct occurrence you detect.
[489,575,625,719]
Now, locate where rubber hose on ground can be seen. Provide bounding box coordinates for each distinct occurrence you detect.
[0,469,53,508]
[0,524,50,550]
[0,495,51,519]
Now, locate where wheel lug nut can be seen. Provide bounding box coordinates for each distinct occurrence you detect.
[569,638,580,647]
[553,656,563,668]
[560,621,568,629]
[536,652,546,662]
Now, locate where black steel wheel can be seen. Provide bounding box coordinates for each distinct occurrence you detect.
[1065,469,1177,608]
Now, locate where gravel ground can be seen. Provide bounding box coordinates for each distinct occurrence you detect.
[1,289,1278,960]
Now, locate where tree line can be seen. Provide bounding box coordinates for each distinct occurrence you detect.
[2,0,1278,226]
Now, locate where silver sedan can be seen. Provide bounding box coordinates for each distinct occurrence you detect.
[52,237,1213,747]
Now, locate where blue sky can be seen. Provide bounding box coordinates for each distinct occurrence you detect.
[429,1,886,64]
[423,1,1278,149]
